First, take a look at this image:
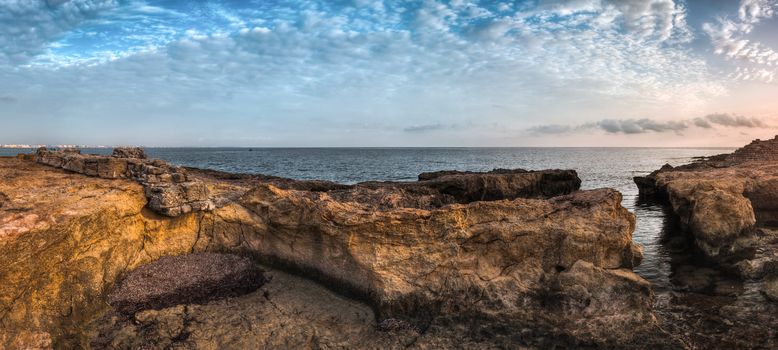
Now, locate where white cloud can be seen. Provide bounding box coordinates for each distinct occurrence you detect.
[703,0,778,83]
[0,0,739,145]
[528,114,771,135]
[739,0,777,28]
[0,0,118,64]
[535,0,691,42]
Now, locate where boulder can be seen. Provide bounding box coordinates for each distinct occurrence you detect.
[112,147,147,159]
[763,277,778,302]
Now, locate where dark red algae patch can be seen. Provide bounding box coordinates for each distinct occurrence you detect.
[108,253,267,315]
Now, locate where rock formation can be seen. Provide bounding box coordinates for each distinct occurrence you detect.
[635,137,778,317]
[34,147,214,216]
[635,141,778,263]
[0,151,676,349]
[728,136,778,164]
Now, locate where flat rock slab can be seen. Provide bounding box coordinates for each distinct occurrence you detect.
[108,253,267,315]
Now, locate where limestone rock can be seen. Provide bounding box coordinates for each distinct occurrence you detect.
[29,147,213,217]
[224,184,658,346]
[112,147,147,159]
[0,157,671,349]
[728,136,778,164]
[634,137,778,281]
[415,168,581,201]
[635,159,778,260]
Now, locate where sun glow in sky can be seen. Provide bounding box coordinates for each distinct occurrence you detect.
[1,0,778,146]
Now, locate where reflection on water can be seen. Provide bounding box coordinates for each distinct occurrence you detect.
[632,199,676,292]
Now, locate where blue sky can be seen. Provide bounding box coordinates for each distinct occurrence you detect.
[1,0,777,146]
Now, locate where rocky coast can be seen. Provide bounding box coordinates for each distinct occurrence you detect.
[635,137,778,277]
[635,137,778,348]
[0,147,676,349]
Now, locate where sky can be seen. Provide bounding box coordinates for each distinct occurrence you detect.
[0,0,777,147]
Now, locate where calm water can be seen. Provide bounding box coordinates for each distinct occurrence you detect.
[1,147,731,287]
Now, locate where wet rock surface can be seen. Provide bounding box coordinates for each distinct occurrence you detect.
[1,154,670,349]
[108,253,267,315]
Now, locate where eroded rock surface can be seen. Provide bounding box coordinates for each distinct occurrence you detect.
[0,156,672,349]
[635,146,778,262]
[90,269,423,350]
[34,147,214,216]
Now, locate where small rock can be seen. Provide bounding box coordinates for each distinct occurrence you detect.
[377,318,420,333]
[762,277,778,302]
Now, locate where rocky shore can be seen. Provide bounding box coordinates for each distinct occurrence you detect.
[634,137,778,276]
[635,137,778,348]
[0,148,679,349]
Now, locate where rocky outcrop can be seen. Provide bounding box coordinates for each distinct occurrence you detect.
[0,156,674,349]
[34,147,214,216]
[111,147,147,159]
[414,168,581,201]
[635,158,778,261]
[226,185,653,345]
[728,136,778,164]
[635,138,778,283]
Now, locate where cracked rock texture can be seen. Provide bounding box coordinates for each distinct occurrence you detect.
[0,156,674,349]
[34,147,214,217]
[634,143,778,269]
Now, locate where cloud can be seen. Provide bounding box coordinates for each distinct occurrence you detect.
[702,0,778,83]
[693,117,712,128]
[739,0,777,26]
[597,118,688,134]
[403,123,459,133]
[0,0,118,64]
[704,113,767,127]
[528,114,771,135]
[0,96,16,103]
[536,0,691,42]
[0,1,734,146]
[526,124,575,134]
